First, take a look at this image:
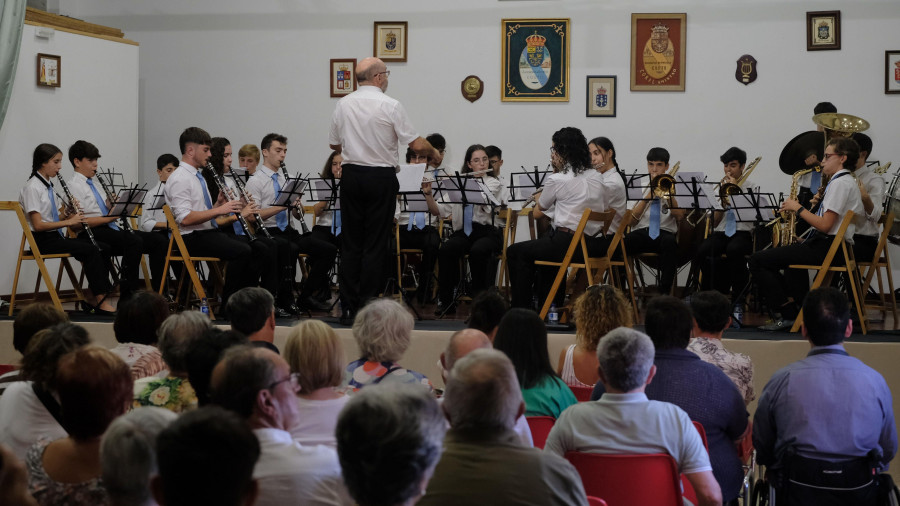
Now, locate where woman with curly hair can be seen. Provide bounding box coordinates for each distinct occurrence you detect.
[556,284,633,387]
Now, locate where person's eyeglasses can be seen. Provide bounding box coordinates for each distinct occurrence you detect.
[267,372,300,391]
[823,153,841,160]
[377,70,391,77]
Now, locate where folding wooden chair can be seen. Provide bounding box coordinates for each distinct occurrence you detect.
[2,201,86,315]
[788,211,867,334]
[606,215,640,317]
[160,205,223,319]
[394,221,425,297]
[858,212,897,328]
[496,207,518,295]
[129,213,153,290]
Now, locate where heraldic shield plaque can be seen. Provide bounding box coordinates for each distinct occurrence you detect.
[501,18,570,102]
[630,13,686,92]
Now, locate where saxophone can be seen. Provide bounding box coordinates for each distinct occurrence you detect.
[773,168,814,247]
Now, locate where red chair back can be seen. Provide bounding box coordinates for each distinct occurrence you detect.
[525,416,556,449]
[586,496,608,506]
[0,364,17,376]
[692,421,709,452]
[564,452,683,506]
[570,385,594,402]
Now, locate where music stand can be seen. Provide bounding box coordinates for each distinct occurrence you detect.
[231,167,251,183]
[107,186,148,222]
[508,166,551,202]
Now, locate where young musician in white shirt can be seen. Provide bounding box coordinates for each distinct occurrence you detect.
[138,154,178,293]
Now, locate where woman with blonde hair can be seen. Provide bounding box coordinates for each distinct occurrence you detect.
[556,284,633,387]
[283,320,349,448]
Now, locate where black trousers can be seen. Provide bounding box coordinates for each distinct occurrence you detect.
[437,223,502,305]
[339,165,398,312]
[853,234,879,264]
[508,228,607,308]
[748,235,836,317]
[134,230,169,292]
[181,229,254,304]
[223,230,279,298]
[311,225,340,250]
[33,230,112,295]
[268,226,337,304]
[82,226,143,298]
[398,225,440,293]
[623,227,678,294]
[695,231,753,300]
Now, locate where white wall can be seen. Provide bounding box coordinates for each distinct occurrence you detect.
[0,25,138,294]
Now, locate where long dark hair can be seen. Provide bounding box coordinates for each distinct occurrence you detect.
[493,309,558,389]
[32,143,62,177]
[461,144,488,175]
[552,127,591,174]
[206,136,231,202]
[321,150,341,178]
[589,136,627,186]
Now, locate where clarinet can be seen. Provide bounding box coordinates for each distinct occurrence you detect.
[95,171,134,232]
[205,162,257,241]
[229,169,273,240]
[279,162,310,234]
[57,177,101,251]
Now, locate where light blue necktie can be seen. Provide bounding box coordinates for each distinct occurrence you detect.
[407,212,425,231]
[725,208,736,237]
[810,170,822,193]
[195,171,217,228]
[272,173,288,231]
[463,205,473,236]
[86,178,119,231]
[48,185,65,237]
[332,210,341,236]
[649,199,661,239]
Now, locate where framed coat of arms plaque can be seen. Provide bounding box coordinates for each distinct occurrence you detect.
[630,13,686,92]
[501,18,570,102]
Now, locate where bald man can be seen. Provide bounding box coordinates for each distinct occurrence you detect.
[329,57,438,324]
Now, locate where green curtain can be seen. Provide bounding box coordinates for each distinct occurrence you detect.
[0,0,26,130]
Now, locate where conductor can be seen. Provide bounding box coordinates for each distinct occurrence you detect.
[329,56,438,324]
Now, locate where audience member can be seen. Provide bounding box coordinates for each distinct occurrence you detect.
[345,298,432,391]
[283,320,349,448]
[336,384,446,506]
[466,289,509,341]
[590,296,747,503]
[0,444,38,506]
[101,407,177,506]
[688,291,755,405]
[557,284,633,388]
[494,309,576,417]
[420,349,587,506]
[754,288,897,505]
[133,312,210,413]
[226,287,279,354]
[1,304,68,394]
[26,346,133,506]
[111,290,169,380]
[185,327,248,406]
[152,406,260,506]
[546,328,722,506]
[439,328,533,447]
[0,323,90,460]
[210,346,351,506]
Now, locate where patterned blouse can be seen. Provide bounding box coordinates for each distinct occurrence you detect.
[26,440,110,506]
[345,359,433,392]
[687,337,755,405]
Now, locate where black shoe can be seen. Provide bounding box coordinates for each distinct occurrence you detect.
[339,308,355,326]
[273,307,294,319]
[434,301,456,316]
[80,301,116,316]
[759,318,794,331]
[298,295,331,312]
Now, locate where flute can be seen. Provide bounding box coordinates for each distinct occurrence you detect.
[229,169,273,240]
[95,171,134,232]
[205,162,257,241]
[57,177,101,250]
[279,162,310,234]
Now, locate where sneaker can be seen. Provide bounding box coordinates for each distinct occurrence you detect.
[759,318,793,331]
[731,303,744,328]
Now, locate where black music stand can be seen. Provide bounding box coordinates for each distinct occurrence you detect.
[508,166,551,202]
[729,190,779,323]
[107,186,149,227]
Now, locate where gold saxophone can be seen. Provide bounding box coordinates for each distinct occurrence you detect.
[772,168,813,247]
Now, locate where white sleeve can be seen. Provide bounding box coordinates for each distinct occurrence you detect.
[138,187,159,232]
[391,101,420,148]
[164,175,194,225]
[867,175,885,222]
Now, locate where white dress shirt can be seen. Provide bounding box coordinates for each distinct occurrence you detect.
[539,168,608,236]
[328,85,418,167]
[139,181,167,232]
[820,169,864,240]
[163,161,216,235]
[66,172,112,221]
[19,174,58,231]
[289,395,351,449]
[854,166,884,238]
[599,168,628,234]
[245,165,290,229]
[633,193,678,235]
[713,179,758,234]
[252,427,353,506]
[438,175,506,232]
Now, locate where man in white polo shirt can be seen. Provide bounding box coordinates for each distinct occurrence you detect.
[328,56,438,324]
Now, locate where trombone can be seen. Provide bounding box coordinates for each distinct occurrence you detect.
[719,156,761,207]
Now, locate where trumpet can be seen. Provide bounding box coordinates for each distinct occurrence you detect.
[229,169,273,240]
[280,162,310,235]
[206,162,257,241]
[57,177,101,251]
[96,170,134,232]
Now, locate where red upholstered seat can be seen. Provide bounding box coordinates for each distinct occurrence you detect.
[525,416,555,449]
[565,452,684,506]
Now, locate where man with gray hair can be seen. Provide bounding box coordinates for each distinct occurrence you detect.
[226,287,279,354]
[546,328,722,506]
[210,346,351,506]
[419,349,587,506]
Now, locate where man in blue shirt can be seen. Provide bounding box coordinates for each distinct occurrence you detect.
[753,287,897,505]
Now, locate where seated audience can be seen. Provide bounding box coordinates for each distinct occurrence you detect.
[546,328,722,506]
[110,290,169,380]
[226,287,279,354]
[100,407,177,506]
[557,284,633,388]
[591,296,747,504]
[210,346,351,506]
[688,291,755,405]
[466,289,509,341]
[345,298,432,391]
[420,349,587,506]
[133,312,210,413]
[494,309,576,417]
[283,320,349,448]
[1,304,68,394]
[152,406,260,506]
[336,384,446,506]
[0,323,90,460]
[754,288,897,505]
[438,328,533,447]
[26,346,133,506]
[185,328,248,406]
[0,443,38,506]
